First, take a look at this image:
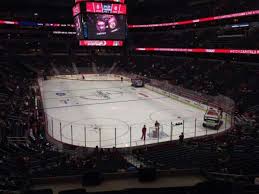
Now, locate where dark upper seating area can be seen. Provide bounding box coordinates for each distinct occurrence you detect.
[127,0,259,25]
[130,23,259,49]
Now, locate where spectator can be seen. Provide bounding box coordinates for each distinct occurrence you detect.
[179,132,184,144]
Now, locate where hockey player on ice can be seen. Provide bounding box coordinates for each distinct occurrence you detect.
[141,125,147,141]
[154,120,160,138]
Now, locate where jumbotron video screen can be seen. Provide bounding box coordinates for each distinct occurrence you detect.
[73,1,127,46]
[86,14,126,40]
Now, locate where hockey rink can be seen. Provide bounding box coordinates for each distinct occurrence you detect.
[40,78,231,148]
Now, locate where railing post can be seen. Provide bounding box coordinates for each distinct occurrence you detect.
[51,118,54,137]
[45,113,48,132]
[99,128,101,148]
[233,113,235,127]
[183,120,185,135]
[170,122,173,141]
[225,113,227,130]
[130,127,132,148]
[157,127,160,143]
[84,126,87,147]
[115,128,117,148]
[71,125,73,144]
[194,119,197,137]
[60,122,62,142]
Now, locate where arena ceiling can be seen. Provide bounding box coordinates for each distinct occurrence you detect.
[0,0,198,10]
[0,0,215,23]
[0,0,194,6]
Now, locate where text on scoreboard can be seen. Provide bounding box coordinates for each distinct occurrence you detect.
[86,2,127,14]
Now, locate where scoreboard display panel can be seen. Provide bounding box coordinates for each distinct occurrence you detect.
[73,0,127,46]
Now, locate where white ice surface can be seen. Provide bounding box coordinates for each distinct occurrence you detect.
[41,79,230,148]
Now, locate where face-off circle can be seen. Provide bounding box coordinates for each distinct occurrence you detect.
[61,117,130,143]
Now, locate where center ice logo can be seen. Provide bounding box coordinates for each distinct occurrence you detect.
[96,90,111,99]
[80,89,122,101]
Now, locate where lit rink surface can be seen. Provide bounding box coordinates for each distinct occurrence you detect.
[41,79,230,148]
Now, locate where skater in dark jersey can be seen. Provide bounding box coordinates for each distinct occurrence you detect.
[141,125,147,141]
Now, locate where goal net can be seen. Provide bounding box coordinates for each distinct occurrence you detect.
[147,125,168,139]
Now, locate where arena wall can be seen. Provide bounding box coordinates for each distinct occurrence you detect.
[145,84,208,111]
[50,74,130,81]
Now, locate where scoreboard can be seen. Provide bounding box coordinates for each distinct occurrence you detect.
[73,0,127,47]
[75,0,125,4]
[86,2,127,14]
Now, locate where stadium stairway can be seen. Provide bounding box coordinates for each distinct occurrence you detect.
[235,115,255,126]
[72,62,79,74]
[92,62,98,74]
[51,63,60,75]
[107,61,118,74]
[124,154,147,168]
